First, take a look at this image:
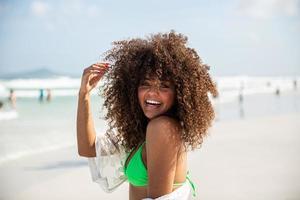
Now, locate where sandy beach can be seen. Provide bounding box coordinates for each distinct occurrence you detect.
[1,1,299,199]
[0,113,299,200]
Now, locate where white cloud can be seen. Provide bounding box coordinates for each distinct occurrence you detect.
[31,1,49,17]
[237,0,300,19]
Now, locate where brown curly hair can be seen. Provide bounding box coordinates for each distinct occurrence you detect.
[99,30,218,152]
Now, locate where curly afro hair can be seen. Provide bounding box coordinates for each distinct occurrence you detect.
[99,30,218,152]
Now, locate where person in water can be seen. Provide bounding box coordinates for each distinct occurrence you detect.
[8,89,17,109]
[39,89,44,102]
[77,30,218,200]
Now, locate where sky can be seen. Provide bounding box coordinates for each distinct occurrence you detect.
[0,0,299,76]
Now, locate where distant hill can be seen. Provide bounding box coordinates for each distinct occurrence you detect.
[0,68,77,79]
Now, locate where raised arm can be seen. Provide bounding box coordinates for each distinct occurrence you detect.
[76,63,109,157]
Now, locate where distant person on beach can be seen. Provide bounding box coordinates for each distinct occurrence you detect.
[275,87,280,96]
[46,89,52,102]
[0,101,3,110]
[239,92,244,103]
[39,89,44,102]
[8,89,16,109]
[239,82,244,104]
[77,31,218,200]
[293,80,297,90]
[238,83,244,118]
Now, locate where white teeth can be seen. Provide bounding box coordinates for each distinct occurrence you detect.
[146,100,161,105]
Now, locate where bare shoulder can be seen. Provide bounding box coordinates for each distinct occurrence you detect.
[146,116,184,197]
[146,115,182,148]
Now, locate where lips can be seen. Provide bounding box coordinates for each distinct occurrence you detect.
[144,100,161,109]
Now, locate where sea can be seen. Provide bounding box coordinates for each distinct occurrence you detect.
[0,76,299,164]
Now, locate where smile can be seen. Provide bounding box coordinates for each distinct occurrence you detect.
[145,99,162,106]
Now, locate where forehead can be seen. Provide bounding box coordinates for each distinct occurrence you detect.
[140,77,173,85]
[141,72,172,82]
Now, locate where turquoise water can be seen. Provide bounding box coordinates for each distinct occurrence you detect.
[0,90,299,164]
[0,95,107,163]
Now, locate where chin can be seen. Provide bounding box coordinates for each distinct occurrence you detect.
[144,112,165,120]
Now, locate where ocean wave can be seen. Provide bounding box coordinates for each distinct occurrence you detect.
[0,76,103,97]
[0,110,18,121]
[0,76,81,89]
[0,76,298,101]
[0,142,75,164]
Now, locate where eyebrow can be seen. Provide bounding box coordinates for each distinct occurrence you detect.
[142,79,172,84]
[143,77,171,82]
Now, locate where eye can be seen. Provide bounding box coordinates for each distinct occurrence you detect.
[139,82,150,86]
[139,82,150,89]
[160,84,169,88]
[160,81,171,88]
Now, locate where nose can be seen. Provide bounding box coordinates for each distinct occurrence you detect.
[149,86,159,93]
[147,85,160,94]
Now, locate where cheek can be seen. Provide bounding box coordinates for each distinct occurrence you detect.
[163,91,176,105]
[169,93,176,105]
[137,89,145,105]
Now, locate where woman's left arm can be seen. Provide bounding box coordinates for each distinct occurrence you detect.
[145,116,182,199]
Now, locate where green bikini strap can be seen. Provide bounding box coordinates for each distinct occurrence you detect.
[186,171,196,197]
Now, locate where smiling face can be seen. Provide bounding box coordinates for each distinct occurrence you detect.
[138,76,176,120]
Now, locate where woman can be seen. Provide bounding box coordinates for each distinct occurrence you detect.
[77,30,217,199]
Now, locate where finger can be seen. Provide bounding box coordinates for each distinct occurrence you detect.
[89,74,103,86]
[95,62,110,67]
[90,73,102,82]
[82,64,109,80]
[86,74,104,84]
[82,71,103,82]
[83,68,106,76]
[84,66,108,74]
[84,62,109,71]
[94,63,110,69]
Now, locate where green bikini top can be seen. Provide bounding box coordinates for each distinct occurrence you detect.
[123,141,196,197]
